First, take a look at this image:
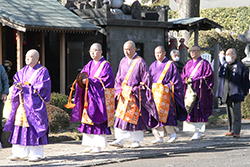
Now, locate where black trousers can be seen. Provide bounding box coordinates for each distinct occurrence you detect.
[225,97,241,135]
[0,99,4,143]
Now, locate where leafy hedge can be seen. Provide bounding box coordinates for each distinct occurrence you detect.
[188,30,246,61]
[145,5,250,34]
[200,6,250,34]
[168,5,250,35]
[50,92,72,116]
[241,94,250,119]
[49,105,70,133]
[49,92,72,133]
[166,6,250,62]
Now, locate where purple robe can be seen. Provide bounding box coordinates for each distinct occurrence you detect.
[114,54,159,131]
[149,58,187,127]
[4,63,51,146]
[181,57,214,122]
[71,57,114,135]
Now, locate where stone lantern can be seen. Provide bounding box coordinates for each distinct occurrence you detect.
[239,25,250,92]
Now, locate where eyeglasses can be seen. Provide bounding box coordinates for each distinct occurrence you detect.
[89,49,100,53]
[190,50,200,52]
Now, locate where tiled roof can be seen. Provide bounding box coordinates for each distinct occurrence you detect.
[0,0,100,32]
[168,17,223,31]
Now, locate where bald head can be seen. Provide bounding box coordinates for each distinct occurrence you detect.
[154,46,166,62]
[123,40,136,58]
[25,49,40,68]
[190,45,201,60]
[90,43,102,51]
[89,43,103,61]
[155,46,165,53]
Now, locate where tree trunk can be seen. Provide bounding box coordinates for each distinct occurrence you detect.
[175,0,200,45]
[176,0,199,18]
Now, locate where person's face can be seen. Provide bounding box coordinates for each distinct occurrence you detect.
[25,51,39,68]
[218,50,225,58]
[219,51,224,56]
[171,52,180,61]
[225,49,236,64]
[123,43,136,59]
[89,44,102,61]
[154,47,166,61]
[190,46,201,60]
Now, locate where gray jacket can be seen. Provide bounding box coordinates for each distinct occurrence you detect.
[0,64,9,95]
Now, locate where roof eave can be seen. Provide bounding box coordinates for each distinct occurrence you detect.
[0,17,101,33]
[168,17,223,31]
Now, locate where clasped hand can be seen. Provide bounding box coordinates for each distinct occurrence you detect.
[15,82,23,90]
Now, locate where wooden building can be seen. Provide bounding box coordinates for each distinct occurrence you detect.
[0,0,223,94]
[0,0,100,94]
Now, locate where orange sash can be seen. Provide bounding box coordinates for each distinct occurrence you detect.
[115,57,141,125]
[95,77,115,127]
[81,60,115,126]
[152,61,174,123]
[14,93,29,127]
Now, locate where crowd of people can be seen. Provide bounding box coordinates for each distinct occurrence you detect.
[1,39,250,162]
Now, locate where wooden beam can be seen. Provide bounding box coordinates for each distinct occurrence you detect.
[194,29,199,46]
[16,31,23,71]
[213,43,219,109]
[0,18,26,32]
[0,23,2,64]
[60,33,66,94]
[41,32,45,66]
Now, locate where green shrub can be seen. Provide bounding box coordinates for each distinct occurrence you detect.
[50,92,72,116]
[167,6,250,35]
[188,30,246,62]
[49,104,70,133]
[241,94,250,119]
[167,6,250,61]
[200,6,250,34]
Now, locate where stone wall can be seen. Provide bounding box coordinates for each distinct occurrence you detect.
[107,26,166,74]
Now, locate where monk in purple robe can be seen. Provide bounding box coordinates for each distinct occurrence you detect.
[109,40,159,148]
[4,49,51,162]
[70,43,114,153]
[149,46,187,144]
[181,45,214,141]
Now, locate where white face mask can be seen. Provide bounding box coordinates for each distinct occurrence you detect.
[219,54,225,59]
[225,56,233,63]
[173,57,180,61]
[219,54,225,64]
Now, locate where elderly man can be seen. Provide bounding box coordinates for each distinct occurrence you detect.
[149,46,187,143]
[110,40,159,148]
[216,48,250,138]
[181,45,214,141]
[170,49,185,74]
[70,43,115,153]
[4,49,51,162]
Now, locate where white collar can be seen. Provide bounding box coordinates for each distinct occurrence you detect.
[94,56,103,65]
[127,53,137,64]
[157,56,166,65]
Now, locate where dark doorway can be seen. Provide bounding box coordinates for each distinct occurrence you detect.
[66,41,84,94]
[135,42,144,58]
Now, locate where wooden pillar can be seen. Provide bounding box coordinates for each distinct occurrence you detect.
[194,29,199,46]
[60,32,66,94]
[16,30,23,71]
[41,32,45,66]
[213,43,220,109]
[0,23,2,64]
[164,29,169,56]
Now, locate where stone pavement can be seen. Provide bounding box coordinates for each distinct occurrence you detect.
[1,119,250,167]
